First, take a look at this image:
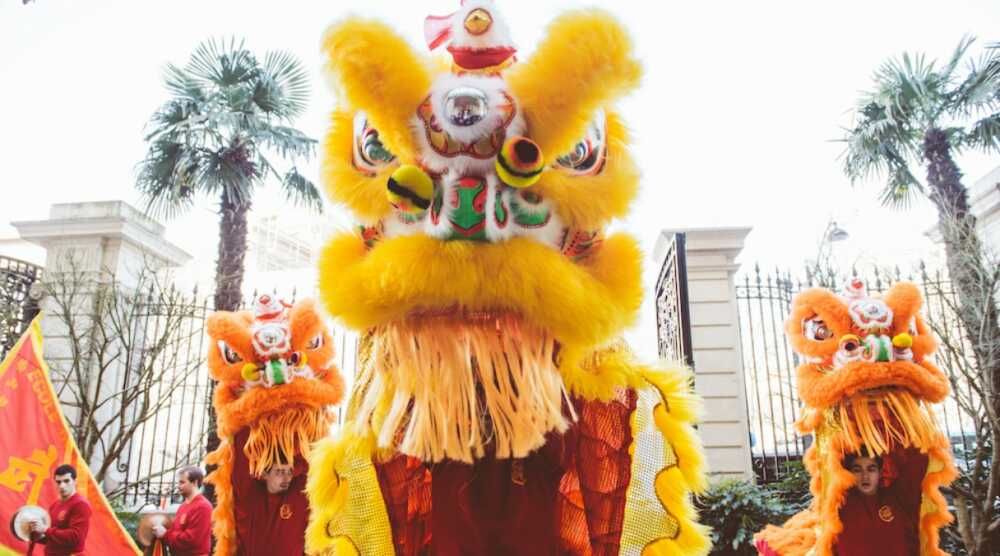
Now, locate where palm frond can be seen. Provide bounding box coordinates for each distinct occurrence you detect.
[878,161,925,209]
[187,37,258,88]
[163,63,206,104]
[143,99,205,143]
[279,167,323,212]
[948,44,1000,119]
[842,99,922,176]
[256,50,311,119]
[941,35,977,84]
[199,144,256,207]
[253,123,317,159]
[959,112,1000,153]
[135,141,200,219]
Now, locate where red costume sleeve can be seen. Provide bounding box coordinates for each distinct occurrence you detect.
[232,429,256,492]
[890,447,928,513]
[232,428,256,547]
[43,497,91,547]
[164,497,212,550]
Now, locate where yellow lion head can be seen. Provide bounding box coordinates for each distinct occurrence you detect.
[318,1,643,354]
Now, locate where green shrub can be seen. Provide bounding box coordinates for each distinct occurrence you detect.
[766,461,812,518]
[111,500,141,545]
[696,479,788,555]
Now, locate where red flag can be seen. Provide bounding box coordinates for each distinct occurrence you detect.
[0,318,140,555]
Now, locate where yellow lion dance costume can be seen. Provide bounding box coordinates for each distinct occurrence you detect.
[755,280,958,556]
[205,295,345,555]
[305,1,710,555]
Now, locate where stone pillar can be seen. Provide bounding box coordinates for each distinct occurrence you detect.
[13,201,191,284]
[656,227,754,481]
[12,201,191,489]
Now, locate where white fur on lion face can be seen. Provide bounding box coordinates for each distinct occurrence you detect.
[413,72,527,177]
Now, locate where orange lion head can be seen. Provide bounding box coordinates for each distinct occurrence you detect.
[207,296,344,474]
[788,280,949,454]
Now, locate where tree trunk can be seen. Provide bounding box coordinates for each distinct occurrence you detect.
[213,193,251,312]
[204,191,252,503]
[923,127,1000,556]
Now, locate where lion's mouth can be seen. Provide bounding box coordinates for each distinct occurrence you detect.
[827,387,939,456]
[855,385,906,397]
[801,358,948,410]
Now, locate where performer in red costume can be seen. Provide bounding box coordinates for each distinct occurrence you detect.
[231,428,309,556]
[30,464,92,556]
[834,447,927,556]
[155,466,212,556]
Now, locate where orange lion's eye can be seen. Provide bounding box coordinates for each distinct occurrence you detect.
[306,334,323,350]
[218,341,243,365]
[803,317,833,341]
[908,317,919,337]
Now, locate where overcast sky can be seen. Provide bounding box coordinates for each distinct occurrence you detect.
[2,0,998,357]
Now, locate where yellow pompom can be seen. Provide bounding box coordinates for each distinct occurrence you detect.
[387,164,434,215]
[496,136,544,188]
[241,363,260,381]
[892,333,913,349]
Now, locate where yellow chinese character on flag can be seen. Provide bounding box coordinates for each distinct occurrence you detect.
[0,445,56,505]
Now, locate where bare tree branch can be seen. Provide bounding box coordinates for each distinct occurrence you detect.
[36,255,212,499]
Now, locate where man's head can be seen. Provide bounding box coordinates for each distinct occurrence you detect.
[845,452,882,496]
[53,465,77,500]
[177,466,204,499]
[264,463,294,494]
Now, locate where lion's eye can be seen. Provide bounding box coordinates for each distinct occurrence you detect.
[556,109,606,175]
[908,317,918,337]
[353,112,394,174]
[803,317,833,341]
[218,341,243,365]
[306,334,323,350]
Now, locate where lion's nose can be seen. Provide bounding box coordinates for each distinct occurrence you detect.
[445,87,489,126]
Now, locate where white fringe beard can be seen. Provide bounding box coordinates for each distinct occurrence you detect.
[349,312,575,463]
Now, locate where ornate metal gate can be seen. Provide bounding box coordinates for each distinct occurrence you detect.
[655,233,694,367]
[0,256,42,360]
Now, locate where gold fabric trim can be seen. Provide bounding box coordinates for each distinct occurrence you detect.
[619,386,679,553]
[323,452,395,556]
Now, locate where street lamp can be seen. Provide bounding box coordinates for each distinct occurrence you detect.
[812,220,849,283]
[826,222,849,243]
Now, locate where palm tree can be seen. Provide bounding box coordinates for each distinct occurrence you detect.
[137,37,321,312]
[137,38,320,502]
[842,37,1000,555]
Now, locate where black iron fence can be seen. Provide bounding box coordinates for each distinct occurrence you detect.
[114,286,214,506]
[655,233,694,366]
[737,263,982,484]
[0,256,42,360]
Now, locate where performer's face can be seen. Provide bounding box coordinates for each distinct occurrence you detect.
[177,472,196,498]
[849,456,880,496]
[265,464,293,494]
[53,473,76,500]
